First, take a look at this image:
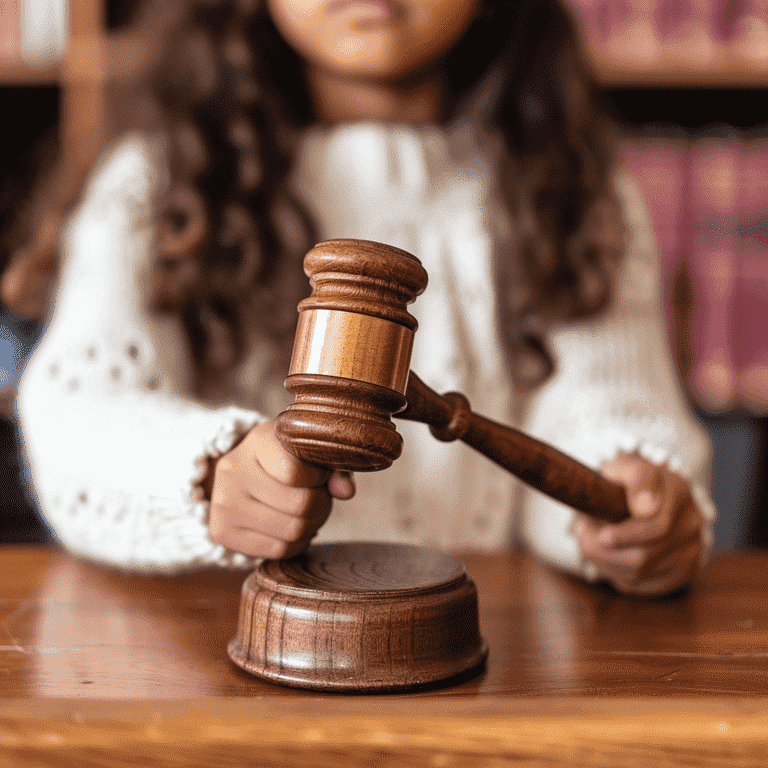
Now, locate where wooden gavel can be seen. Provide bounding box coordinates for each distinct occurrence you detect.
[275,239,630,524]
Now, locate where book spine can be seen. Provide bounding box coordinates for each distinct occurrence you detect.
[735,134,768,414]
[598,0,661,64]
[0,0,20,64]
[686,131,742,413]
[654,0,716,62]
[728,0,768,60]
[621,133,688,357]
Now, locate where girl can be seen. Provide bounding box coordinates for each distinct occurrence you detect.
[14,0,714,594]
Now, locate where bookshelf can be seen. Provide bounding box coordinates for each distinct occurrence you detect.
[593,49,768,88]
[0,1,766,546]
[1,0,767,417]
[0,0,106,166]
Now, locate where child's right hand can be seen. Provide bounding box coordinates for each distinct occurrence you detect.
[207,421,355,559]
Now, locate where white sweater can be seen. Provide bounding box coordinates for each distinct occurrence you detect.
[17,125,716,573]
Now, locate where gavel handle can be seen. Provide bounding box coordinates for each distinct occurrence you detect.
[396,371,630,524]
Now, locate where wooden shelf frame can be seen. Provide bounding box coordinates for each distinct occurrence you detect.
[0,1,107,169]
[592,47,768,88]
[0,61,60,86]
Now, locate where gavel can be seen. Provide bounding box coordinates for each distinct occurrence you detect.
[230,238,630,691]
[275,238,630,524]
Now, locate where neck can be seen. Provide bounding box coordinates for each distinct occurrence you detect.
[307,66,447,125]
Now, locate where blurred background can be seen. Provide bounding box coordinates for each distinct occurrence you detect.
[0,0,766,547]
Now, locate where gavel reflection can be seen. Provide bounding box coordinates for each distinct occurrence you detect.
[275,238,630,524]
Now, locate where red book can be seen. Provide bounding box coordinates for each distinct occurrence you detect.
[0,0,20,63]
[654,0,717,62]
[686,129,742,413]
[621,133,688,286]
[729,0,768,61]
[566,0,599,42]
[621,132,688,356]
[595,0,660,64]
[735,134,768,414]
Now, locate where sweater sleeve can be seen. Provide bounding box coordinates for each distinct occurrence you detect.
[16,134,264,573]
[517,172,717,576]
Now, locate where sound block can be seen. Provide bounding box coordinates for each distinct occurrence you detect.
[228,541,488,692]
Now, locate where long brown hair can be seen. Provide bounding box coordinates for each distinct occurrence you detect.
[6,0,626,394]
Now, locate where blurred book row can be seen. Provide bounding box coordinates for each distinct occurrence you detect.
[4,0,768,71]
[622,126,768,416]
[0,0,68,66]
[571,0,768,64]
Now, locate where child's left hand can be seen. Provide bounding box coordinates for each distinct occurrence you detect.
[572,453,705,596]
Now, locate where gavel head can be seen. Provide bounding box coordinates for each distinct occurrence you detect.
[275,239,428,471]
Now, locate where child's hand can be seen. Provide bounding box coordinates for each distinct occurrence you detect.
[572,453,704,596]
[207,421,355,559]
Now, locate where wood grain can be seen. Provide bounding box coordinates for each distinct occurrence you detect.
[3,547,768,765]
[2,697,768,767]
[399,372,630,523]
[290,309,414,393]
[228,543,487,691]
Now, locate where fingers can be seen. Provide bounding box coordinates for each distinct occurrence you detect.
[573,453,706,597]
[601,537,702,596]
[328,470,355,500]
[207,421,348,559]
[215,526,321,561]
[252,421,331,488]
[576,512,700,582]
[210,494,332,559]
[596,455,691,549]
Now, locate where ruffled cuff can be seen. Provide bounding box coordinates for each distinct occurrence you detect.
[188,405,266,512]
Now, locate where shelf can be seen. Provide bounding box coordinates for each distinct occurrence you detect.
[3,40,768,91]
[0,60,60,87]
[589,45,768,88]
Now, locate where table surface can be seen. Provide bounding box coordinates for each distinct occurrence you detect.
[2,545,768,766]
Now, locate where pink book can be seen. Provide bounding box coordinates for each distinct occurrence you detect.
[566,0,600,44]
[686,130,742,413]
[0,0,20,63]
[735,134,768,414]
[621,132,688,363]
[654,0,717,62]
[728,0,768,60]
[595,0,660,64]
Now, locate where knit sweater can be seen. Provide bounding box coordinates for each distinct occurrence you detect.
[17,125,716,573]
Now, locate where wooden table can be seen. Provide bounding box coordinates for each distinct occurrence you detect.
[1,546,768,766]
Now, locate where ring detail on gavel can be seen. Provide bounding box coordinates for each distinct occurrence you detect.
[290,308,414,394]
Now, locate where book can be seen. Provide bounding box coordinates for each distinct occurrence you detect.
[729,0,768,61]
[686,127,742,413]
[595,0,661,65]
[0,0,20,64]
[621,129,689,362]
[735,132,768,414]
[654,0,717,63]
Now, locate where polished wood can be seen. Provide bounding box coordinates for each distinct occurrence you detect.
[2,546,768,766]
[228,542,487,691]
[590,45,768,88]
[276,239,428,472]
[400,371,630,523]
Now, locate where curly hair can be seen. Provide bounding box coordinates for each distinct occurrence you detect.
[7,0,626,395]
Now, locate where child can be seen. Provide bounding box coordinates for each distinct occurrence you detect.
[14,0,714,595]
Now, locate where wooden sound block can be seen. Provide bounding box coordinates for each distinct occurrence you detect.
[228,542,488,692]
